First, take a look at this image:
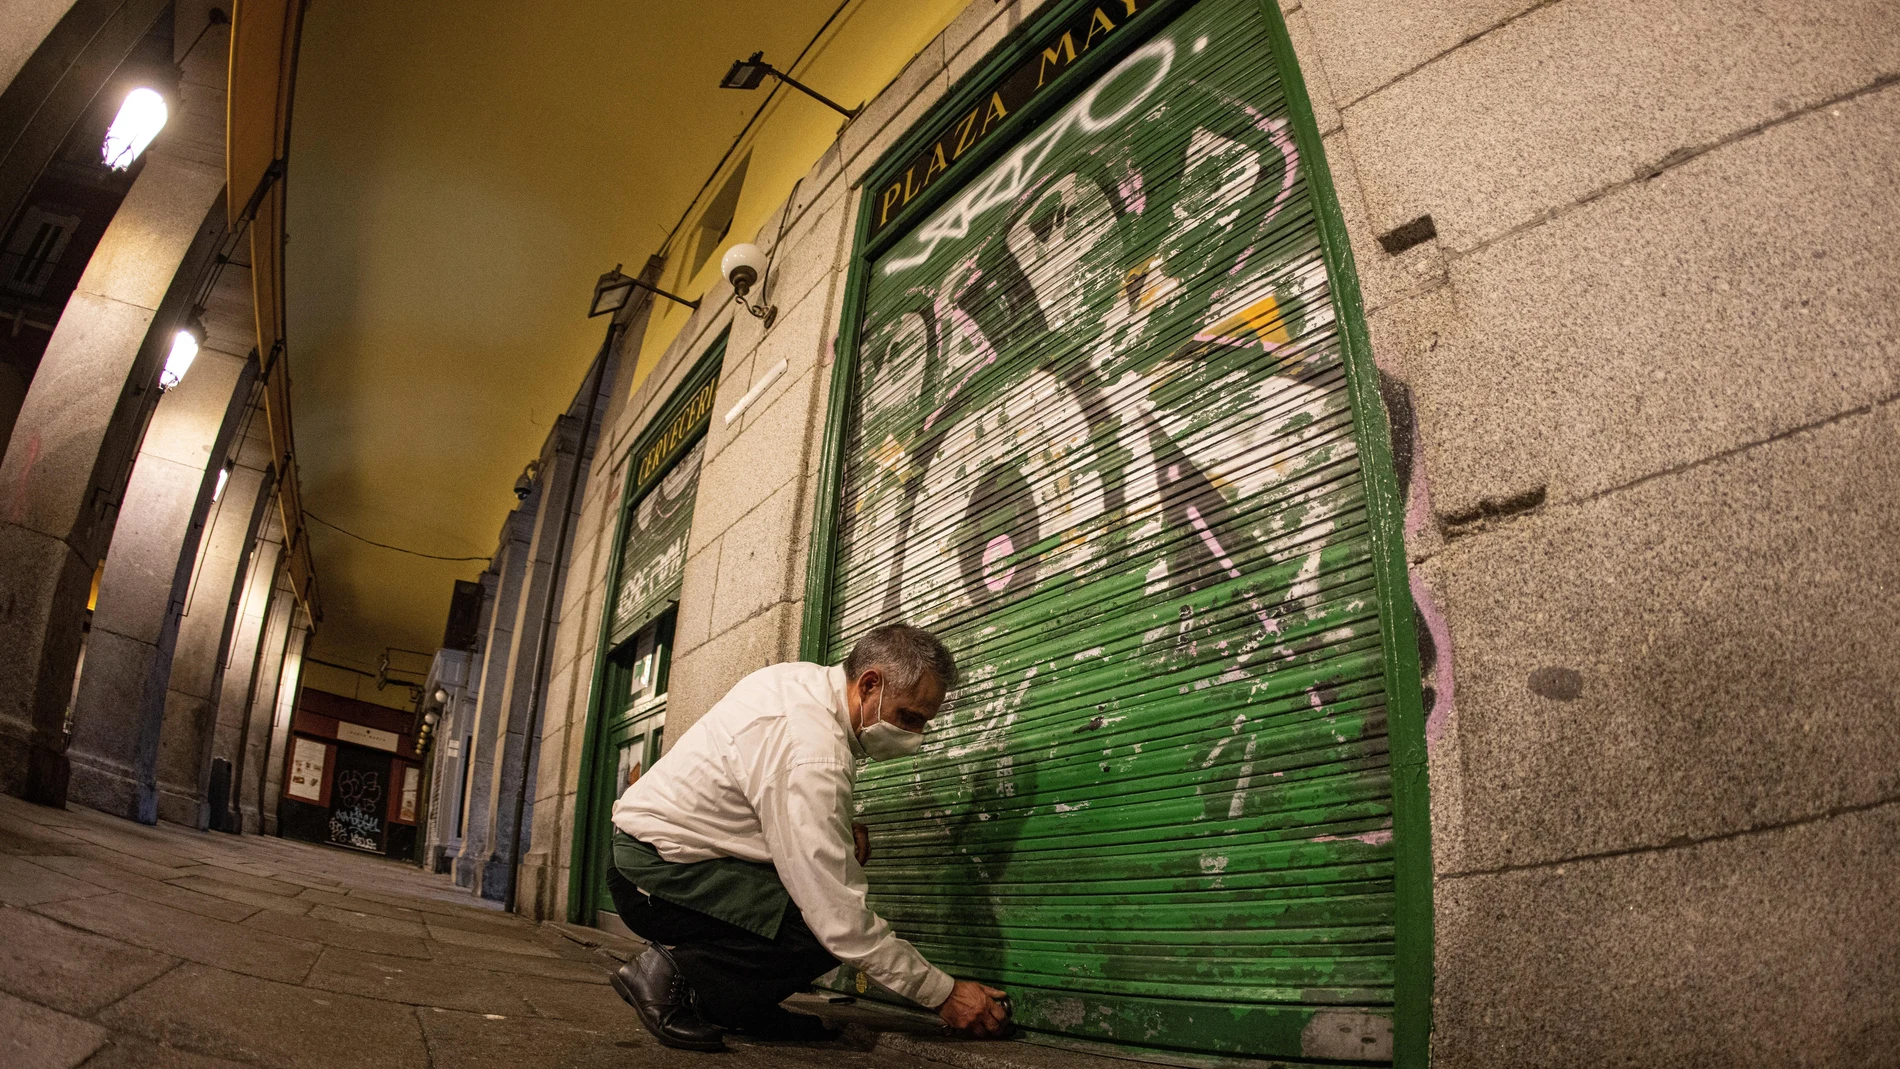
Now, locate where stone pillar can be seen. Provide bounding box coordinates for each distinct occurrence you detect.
[64,348,256,821]
[477,415,580,903]
[152,422,274,827]
[0,0,78,93]
[454,505,535,888]
[0,24,227,802]
[258,617,308,835]
[207,511,283,828]
[236,575,295,834]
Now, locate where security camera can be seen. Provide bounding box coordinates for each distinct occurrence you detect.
[721,243,777,327]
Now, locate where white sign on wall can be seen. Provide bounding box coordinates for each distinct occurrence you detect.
[336,721,400,752]
[287,738,326,802]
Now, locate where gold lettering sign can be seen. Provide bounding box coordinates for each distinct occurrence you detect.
[635,374,720,493]
[871,0,1152,236]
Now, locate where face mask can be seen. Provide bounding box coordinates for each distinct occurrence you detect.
[860,683,923,761]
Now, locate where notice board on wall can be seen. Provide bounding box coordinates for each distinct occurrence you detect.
[286,737,328,803]
[396,763,420,824]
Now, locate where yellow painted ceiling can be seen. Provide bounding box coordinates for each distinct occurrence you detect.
[286,1,965,672]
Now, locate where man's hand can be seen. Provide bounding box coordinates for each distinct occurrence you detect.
[852,821,872,866]
[936,979,1011,1038]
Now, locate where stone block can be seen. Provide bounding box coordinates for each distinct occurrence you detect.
[31,855,256,923]
[425,938,608,984]
[0,855,104,907]
[1406,83,1900,515]
[848,66,957,191]
[1282,6,1342,135]
[153,693,213,827]
[0,0,68,90]
[34,891,319,983]
[73,150,221,309]
[140,348,246,468]
[165,875,311,916]
[944,0,1016,89]
[0,527,88,772]
[942,0,1012,77]
[306,947,544,1015]
[1433,803,1900,1069]
[1321,131,1446,318]
[69,1036,252,1069]
[239,910,430,960]
[2,290,156,539]
[96,456,204,642]
[841,37,949,176]
[709,479,806,637]
[0,989,108,1069]
[1421,402,1900,873]
[307,902,429,938]
[691,363,822,543]
[0,903,176,1015]
[98,962,430,1069]
[416,1007,646,1068]
[1342,0,1900,250]
[1303,0,1538,104]
[756,184,852,327]
[700,345,754,470]
[738,291,835,438]
[422,921,559,958]
[664,602,798,747]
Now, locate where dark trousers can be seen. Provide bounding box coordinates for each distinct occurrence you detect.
[606,864,838,1032]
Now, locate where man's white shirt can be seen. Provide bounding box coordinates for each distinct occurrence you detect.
[611,661,955,1009]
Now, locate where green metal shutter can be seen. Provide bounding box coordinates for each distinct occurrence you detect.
[822,0,1406,1060]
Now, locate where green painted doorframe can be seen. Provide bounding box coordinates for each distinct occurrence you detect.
[566,334,726,925]
[794,0,1434,1063]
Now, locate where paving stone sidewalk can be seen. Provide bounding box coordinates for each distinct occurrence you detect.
[0,794,1186,1069]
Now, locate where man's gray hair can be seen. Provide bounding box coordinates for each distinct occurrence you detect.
[844,623,957,691]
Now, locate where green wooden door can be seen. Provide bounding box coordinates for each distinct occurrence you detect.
[819,0,1419,1060]
[580,440,703,925]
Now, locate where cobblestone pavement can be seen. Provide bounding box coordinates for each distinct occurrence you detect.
[0,794,1170,1069]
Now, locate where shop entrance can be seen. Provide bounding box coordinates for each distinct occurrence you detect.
[807,0,1429,1061]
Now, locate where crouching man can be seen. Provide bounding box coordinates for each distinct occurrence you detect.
[606,622,1012,1050]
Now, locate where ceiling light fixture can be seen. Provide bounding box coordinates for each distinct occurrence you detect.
[102,87,168,170]
[590,263,699,317]
[159,316,205,390]
[719,51,860,120]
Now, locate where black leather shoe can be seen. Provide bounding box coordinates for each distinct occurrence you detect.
[612,947,726,1052]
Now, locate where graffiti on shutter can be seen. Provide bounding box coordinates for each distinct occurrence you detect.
[827,0,1401,1060]
[612,439,703,643]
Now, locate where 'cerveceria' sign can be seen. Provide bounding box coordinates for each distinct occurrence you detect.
[870,0,1154,237]
[634,372,719,496]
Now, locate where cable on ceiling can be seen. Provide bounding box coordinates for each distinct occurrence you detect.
[304,510,490,562]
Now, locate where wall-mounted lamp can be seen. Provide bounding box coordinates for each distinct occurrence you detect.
[720,51,860,120]
[212,460,232,502]
[159,315,204,390]
[590,263,699,317]
[721,243,777,328]
[103,87,168,171]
